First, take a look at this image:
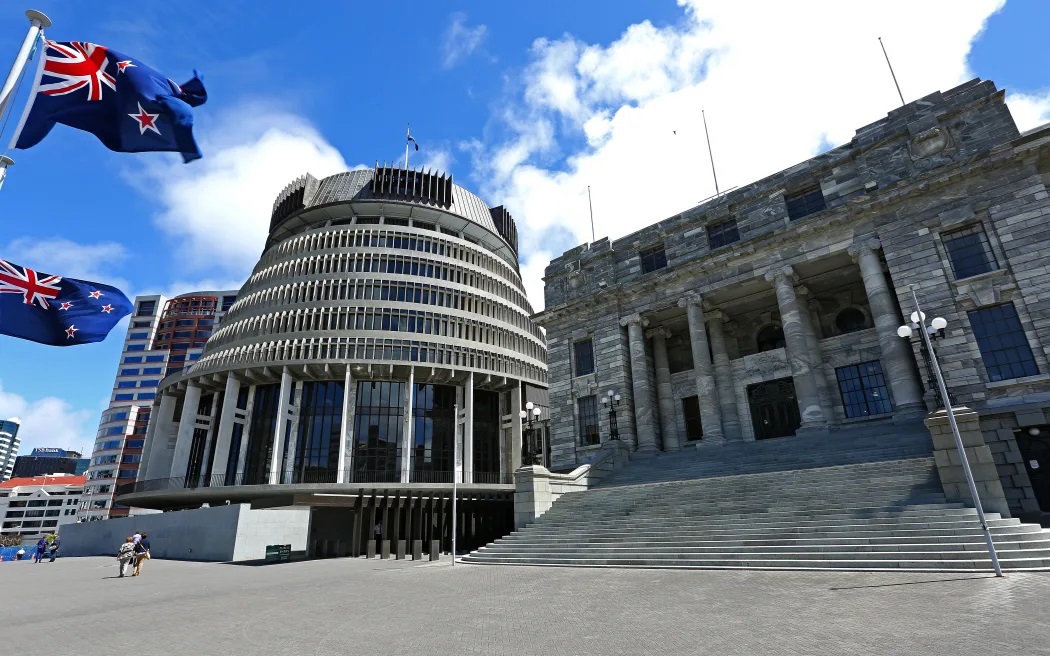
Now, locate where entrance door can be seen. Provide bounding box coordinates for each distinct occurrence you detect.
[747,378,801,440]
[1016,426,1050,512]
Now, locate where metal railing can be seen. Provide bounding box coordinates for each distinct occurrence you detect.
[123,469,514,494]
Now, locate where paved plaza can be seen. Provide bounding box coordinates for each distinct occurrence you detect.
[4,557,1049,655]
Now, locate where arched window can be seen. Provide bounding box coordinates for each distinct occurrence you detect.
[756,324,786,352]
[835,308,867,334]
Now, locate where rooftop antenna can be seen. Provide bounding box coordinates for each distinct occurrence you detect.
[701,110,720,198]
[587,185,595,243]
[878,37,906,107]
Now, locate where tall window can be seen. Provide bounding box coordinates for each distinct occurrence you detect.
[942,224,998,280]
[577,395,599,446]
[639,245,667,273]
[136,300,156,317]
[473,390,502,483]
[681,396,703,441]
[968,304,1039,382]
[573,339,595,376]
[707,219,740,249]
[292,381,345,484]
[411,384,456,483]
[835,360,892,418]
[243,384,280,485]
[353,381,404,482]
[785,186,826,220]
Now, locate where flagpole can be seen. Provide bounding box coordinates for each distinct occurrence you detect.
[701,109,720,198]
[587,185,595,243]
[878,37,906,107]
[0,156,12,191]
[0,10,50,123]
[405,125,411,169]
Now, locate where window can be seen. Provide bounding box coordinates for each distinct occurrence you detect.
[132,320,151,328]
[123,356,143,364]
[137,393,156,401]
[140,380,159,387]
[577,395,599,446]
[836,360,892,418]
[573,339,595,377]
[115,394,134,401]
[117,381,136,388]
[835,308,867,334]
[120,368,140,376]
[681,396,703,440]
[942,224,998,280]
[707,219,740,249]
[756,325,786,352]
[125,344,145,352]
[136,300,156,317]
[129,332,148,340]
[639,245,667,274]
[145,355,165,362]
[785,186,826,220]
[968,304,1039,382]
[126,440,144,449]
[143,367,163,375]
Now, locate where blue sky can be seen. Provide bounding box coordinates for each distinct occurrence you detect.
[0,0,1047,455]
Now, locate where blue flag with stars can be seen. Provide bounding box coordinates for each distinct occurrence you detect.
[11,40,207,162]
[0,259,133,346]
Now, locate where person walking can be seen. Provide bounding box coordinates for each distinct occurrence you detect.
[33,537,47,563]
[132,531,151,576]
[16,547,25,561]
[117,537,136,577]
[48,536,60,562]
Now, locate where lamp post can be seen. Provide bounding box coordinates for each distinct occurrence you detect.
[897,286,1002,577]
[519,402,544,466]
[601,390,621,441]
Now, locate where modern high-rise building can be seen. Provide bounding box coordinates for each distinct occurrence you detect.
[79,290,237,521]
[0,418,21,482]
[12,448,83,478]
[122,166,547,557]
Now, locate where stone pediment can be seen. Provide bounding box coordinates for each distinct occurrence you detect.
[951,269,1015,309]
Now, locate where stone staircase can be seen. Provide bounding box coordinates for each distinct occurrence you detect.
[464,424,1050,571]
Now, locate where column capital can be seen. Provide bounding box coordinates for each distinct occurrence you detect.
[620,313,649,328]
[676,293,704,309]
[705,308,729,323]
[848,238,882,262]
[645,326,672,340]
[796,284,811,298]
[764,265,795,284]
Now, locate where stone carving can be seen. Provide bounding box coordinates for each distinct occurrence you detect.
[764,265,795,284]
[740,350,788,382]
[847,238,882,262]
[908,126,951,159]
[620,313,649,328]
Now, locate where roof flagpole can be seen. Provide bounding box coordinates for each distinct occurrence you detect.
[587,185,595,243]
[701,109,720,198]
[404,125,411,170]
[878,37,906,107]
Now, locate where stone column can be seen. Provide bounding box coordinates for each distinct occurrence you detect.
[268,367,292,484]
[646,327,680,451]
[464,371,474,482]
[338,367,353,483]
[400,367,415,484]
[679,296,724,444]
[706,310,743,441]
[766,267,825,430]
[620,313,658,451]
[234,384,256,483]
[209,374,241,485]
[283,381,304,484]
[849,239,926,416]
[170,382,201,479]
[796,287,835,423]
[142,393,176,480]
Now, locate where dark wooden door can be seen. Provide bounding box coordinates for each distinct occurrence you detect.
[747,378,801,440]
[1016,427,1050,512]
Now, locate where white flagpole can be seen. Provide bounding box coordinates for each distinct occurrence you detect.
[701,109,720,198]
[0,10,50,122]
[0,155,12,191]
[451,402,458,565]
[404,125,411,170]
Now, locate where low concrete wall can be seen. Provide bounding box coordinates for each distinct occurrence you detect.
[58,505,309,562]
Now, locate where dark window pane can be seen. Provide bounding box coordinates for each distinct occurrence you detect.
[968,304,1039,382]
[577,395,600,446]
[943,224,998,280]
[835,360,892,418]
[756,325,786,352]
[707,219,740,249]
[639,245,667,274]
[573,339,595,376]
[785,187,826,221]
[681,396,703,440]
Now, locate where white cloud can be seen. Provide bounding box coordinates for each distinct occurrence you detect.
[1007,91,1050,132]
[0,382,95,456]
[442,13,488,69]
[467,0,1012,310]
[3,238,130,291]
[142,105,351,281]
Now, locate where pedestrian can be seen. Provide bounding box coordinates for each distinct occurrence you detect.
[16,547,25,561]
[33,537,47,563]
[132,531,151,576]
[117,537,136,577]
[48,536,60,562]
[132,531,141,545]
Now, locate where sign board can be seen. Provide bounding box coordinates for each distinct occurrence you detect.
[264,544,291,563]
[30,448,68,456]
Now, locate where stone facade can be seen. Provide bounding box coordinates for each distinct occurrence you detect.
[536,78,1050,517]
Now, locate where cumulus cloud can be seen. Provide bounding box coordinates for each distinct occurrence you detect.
[4,238,130,291]
[0,382,95,455]
[442,13,488,69]
[1007,91,1050,132]
[141,105,352,281]
[467,0,1013,310]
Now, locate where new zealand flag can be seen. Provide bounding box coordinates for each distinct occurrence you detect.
[12,41,207,162]
[0,259,133,347]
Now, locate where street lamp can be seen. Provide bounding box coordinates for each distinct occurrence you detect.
[897,310,954,409]
[520,402,544,466]
[601,390,622,441]
[897,286,1002,577]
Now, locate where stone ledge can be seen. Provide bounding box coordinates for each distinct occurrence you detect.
[985,373,1050,390]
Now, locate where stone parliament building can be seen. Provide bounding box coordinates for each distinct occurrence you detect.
[536,78,1050,520]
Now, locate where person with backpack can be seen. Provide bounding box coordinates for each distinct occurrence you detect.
[132,531,151,576]
[117,537,136,577]
[33,537,47,563]
[48,536,60,562]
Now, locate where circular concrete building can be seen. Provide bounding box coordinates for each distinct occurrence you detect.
[127,166,548,557]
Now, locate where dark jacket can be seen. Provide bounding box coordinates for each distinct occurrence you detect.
[134,538,151,555]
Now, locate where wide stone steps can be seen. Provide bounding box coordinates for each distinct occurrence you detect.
[465,450,1050,571]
